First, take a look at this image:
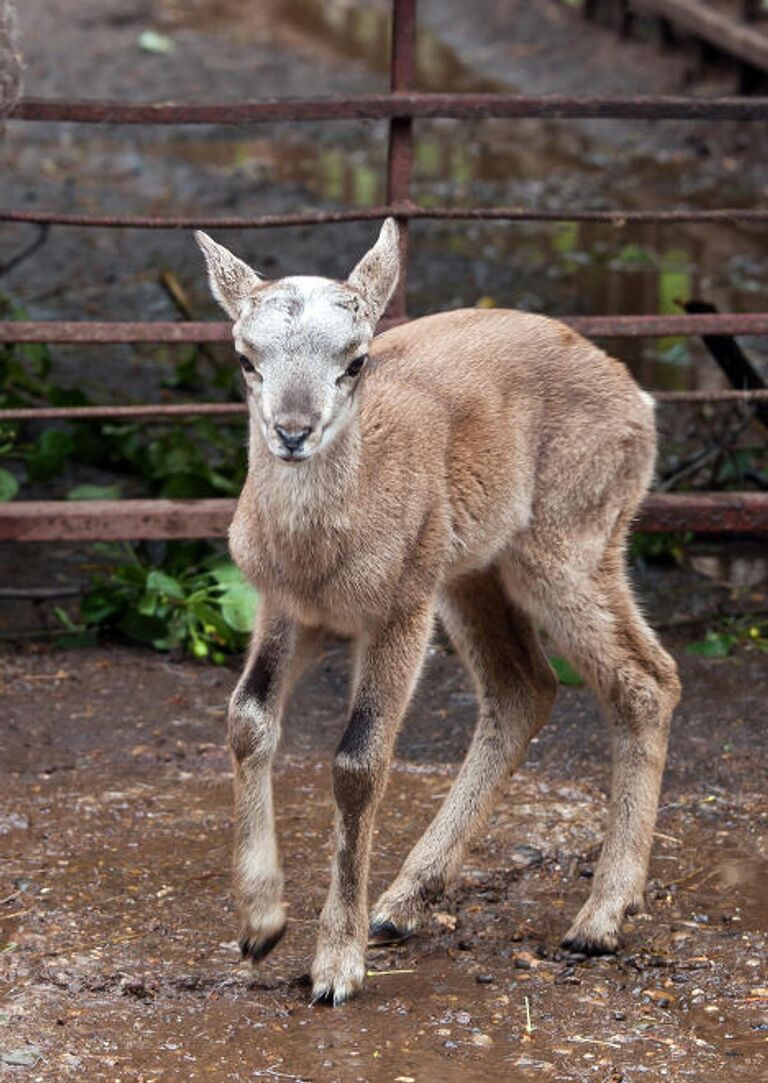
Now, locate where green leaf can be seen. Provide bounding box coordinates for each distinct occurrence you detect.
[686,632,736,658]
[0,466,19,501]
[549,655,584,686]
[138,29,175,54]
[118,610,169,645]
[67,483,123,501]
[146,569,185,600]
[207,561,259,634]
[27,428,74,481]
[80,586,127,625]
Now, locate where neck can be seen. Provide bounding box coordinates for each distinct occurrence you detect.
[247,413,361,533]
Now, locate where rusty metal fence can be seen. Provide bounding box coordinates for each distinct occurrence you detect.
[1,0,767,540]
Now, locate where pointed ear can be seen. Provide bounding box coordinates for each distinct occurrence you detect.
[347,218,401,322]
[194,231,263,320]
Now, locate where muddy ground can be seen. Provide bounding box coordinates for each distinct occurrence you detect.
[1,564,767,1083]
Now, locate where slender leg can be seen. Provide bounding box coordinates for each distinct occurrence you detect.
[310,601,434,1005]
[230,605,324,962]
[370,567,557,941]
[524,558,681,953]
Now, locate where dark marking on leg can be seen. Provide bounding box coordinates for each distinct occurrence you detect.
[240,922,287,963]
[336,699,377,761]
[243,651,277,707]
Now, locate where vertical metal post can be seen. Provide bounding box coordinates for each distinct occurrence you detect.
[385,0,416,320]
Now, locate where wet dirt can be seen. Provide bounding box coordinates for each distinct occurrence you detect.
[1,588,767,1081]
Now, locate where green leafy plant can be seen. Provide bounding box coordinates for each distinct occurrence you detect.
[631,531,692,565]
[687,616,768,658]
[549,655,584,685]
[58,543,259,661]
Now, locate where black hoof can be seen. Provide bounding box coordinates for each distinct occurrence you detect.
[560,935,617,958]
[368,920,413,947]
[240,923,287,963]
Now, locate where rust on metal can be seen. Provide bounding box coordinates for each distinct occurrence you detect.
[4,313,768,344]
[0,403,247,422]
[385,0,417,319]
[3,205,768,229]
[10,93,768,125]
[2,493,766,542]
[636,492,768,533]
[2,388,768,424]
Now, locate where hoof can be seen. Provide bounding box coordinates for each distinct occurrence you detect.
[368,920,413,947]
[560,932,618,958]
[240,923,286,964]
[309,979,360,1007]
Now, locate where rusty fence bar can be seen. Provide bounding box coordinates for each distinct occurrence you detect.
[4,205,768,229]
[386,0,416,319]
[2,493,767,543]
[10,93,768,124]
[2,388,768,424]
[4,313,768,344]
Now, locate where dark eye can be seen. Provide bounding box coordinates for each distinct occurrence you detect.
[345,355,367,379]
[237,354,255,373]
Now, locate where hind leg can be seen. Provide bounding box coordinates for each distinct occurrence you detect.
[370,566,557,941]
[511,550,681,953]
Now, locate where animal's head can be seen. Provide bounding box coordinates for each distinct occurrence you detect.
[195,219,400,463]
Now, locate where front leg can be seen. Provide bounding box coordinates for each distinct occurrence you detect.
[230,606,323,962]
[311,602,434,1006]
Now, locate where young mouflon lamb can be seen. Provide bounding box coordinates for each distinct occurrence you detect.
[195,219,681,1005]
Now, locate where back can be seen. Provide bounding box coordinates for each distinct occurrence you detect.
[364,308,656,557]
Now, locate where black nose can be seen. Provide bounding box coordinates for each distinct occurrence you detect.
[275,425,312,453]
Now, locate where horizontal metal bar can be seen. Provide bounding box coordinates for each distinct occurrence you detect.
[3,204,768,229]
[1,389,768,424]
[1,492,766,541]
[9,93,768,125]
[652,389,768,403]
[4,313,768,345]
[636,492,768,533]
[0,403,247,421]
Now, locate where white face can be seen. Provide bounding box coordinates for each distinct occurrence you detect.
[196,220,400,464]
[234,277,373,462]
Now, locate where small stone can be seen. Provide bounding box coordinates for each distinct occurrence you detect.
[1,1047,41,1067]
[511,844,544,868]
[476,974,494,985]
[471,1032,493,1048]
[513,951,539,970]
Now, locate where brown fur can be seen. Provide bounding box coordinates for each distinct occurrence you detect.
[198,225,681,1005]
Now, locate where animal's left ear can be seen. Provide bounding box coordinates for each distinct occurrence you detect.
[347,217,400,322]
[194,231,263,320]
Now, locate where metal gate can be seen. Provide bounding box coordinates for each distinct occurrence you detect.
[1,0,767,540]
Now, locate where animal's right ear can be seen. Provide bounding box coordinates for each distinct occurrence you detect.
[194,231,263,320]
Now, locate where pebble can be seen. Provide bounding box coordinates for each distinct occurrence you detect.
[476,974,494,985]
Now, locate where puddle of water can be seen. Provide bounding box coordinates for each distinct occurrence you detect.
[159,0,504,93]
